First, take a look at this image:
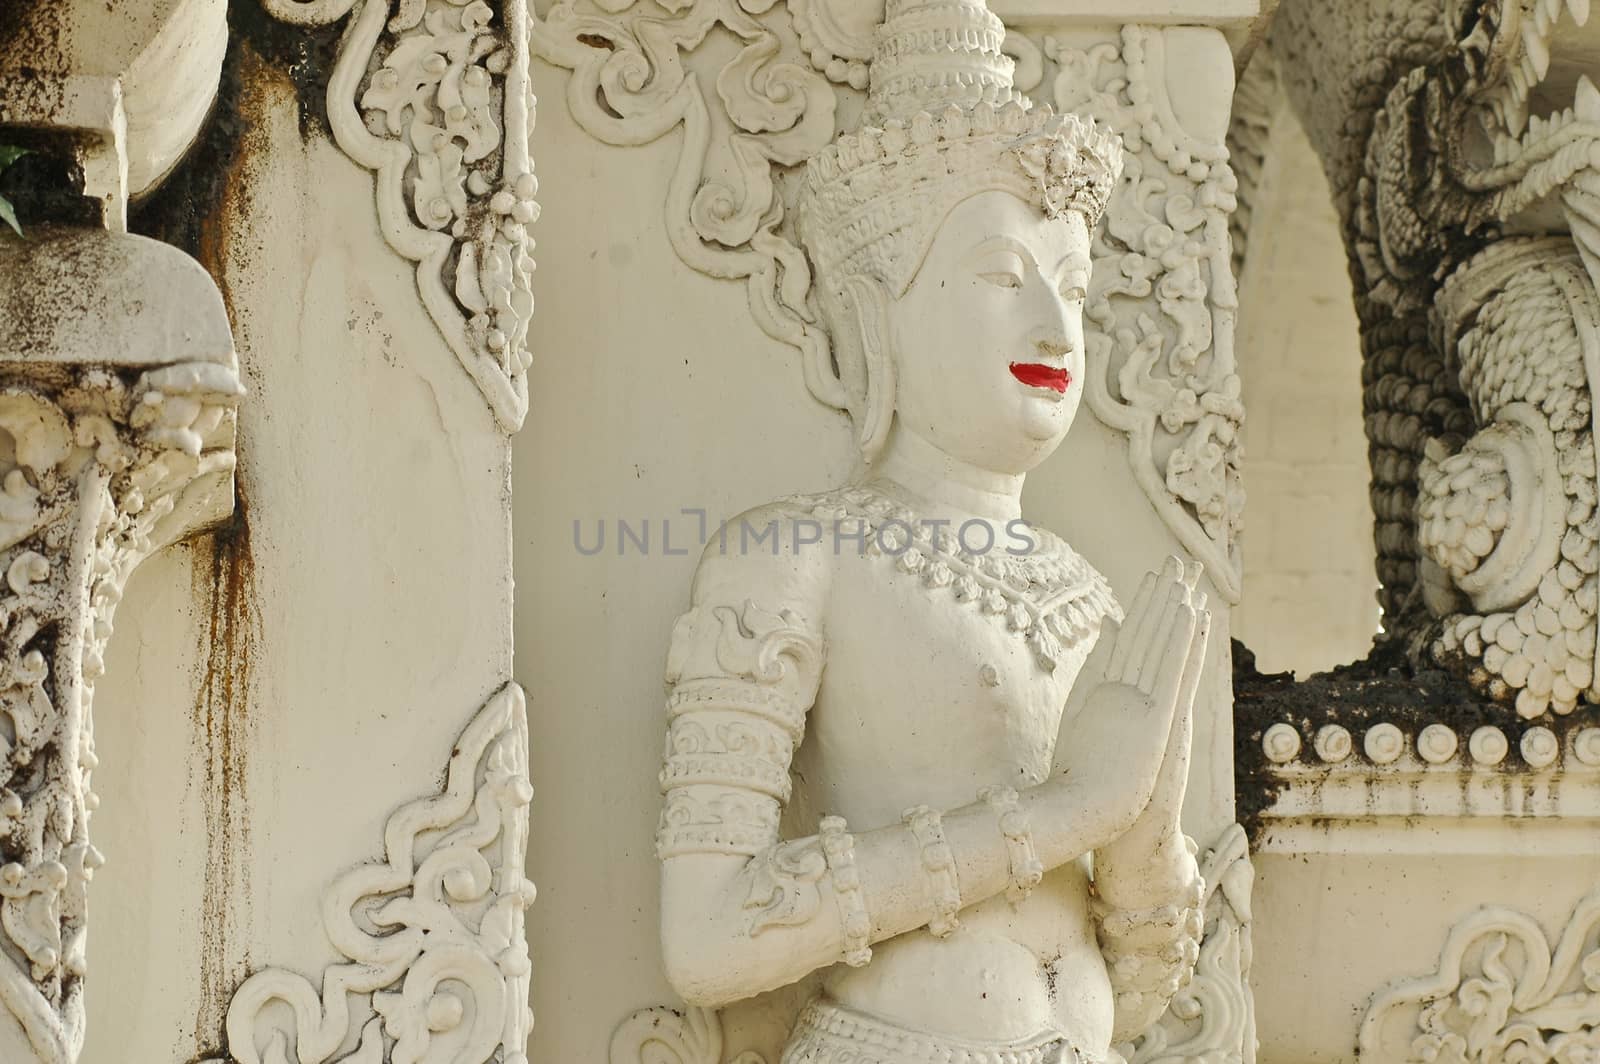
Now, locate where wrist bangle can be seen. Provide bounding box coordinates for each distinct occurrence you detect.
[979,785,1044,905]
[819,815,872,966]
[901,805,961,937]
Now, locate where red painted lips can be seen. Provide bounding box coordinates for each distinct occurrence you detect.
[1009,363,1071,393]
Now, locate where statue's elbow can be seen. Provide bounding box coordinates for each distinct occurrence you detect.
[660,924,748,1009]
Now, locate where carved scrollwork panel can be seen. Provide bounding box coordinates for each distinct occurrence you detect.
[266,0,539,433]
[0,361,242,1064]
[1359,889,1600,1063]
[1049,26,1245,602]
[529,0,846,410]
[205,683,535,1064]
[610,1005,768,1064]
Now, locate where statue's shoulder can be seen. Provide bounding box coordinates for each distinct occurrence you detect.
[686,493,842,618]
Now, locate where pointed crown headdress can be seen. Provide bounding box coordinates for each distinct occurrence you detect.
[796,0,1124,297]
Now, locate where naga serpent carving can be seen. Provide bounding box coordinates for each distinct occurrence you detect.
[1271,0,1600,719]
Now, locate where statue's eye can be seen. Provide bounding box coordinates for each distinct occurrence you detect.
[1060,285,1087,302]
[977,251,1027,289]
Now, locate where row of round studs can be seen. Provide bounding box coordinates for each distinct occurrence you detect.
[1261,721,1600,770]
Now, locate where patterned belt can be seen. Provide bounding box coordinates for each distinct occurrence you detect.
[779,1000,1094,1064]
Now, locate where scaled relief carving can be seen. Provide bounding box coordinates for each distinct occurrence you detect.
[528,3,1244,600]
[265,0,538,432]
[1359,888,1600,1062]
[1270,0,1600,717]
[621,3,1217,1062]
[206,683,535,1064]
[0,362,242,1064]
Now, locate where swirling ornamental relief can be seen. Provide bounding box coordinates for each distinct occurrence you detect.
[202,685,534,1064]
[528,3,1245,600]
[263,0,539,432]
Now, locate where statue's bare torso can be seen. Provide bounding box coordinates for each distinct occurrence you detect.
[767,484,1119,1051]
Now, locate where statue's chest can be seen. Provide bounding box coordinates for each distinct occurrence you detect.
[807,550,1099,814]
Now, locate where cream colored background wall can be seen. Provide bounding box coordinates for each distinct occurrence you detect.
[1231,104,1380,678]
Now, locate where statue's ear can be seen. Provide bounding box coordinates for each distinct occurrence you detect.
[838,274,895,465]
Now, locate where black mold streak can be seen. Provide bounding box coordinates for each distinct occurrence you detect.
[187,494,261,1062]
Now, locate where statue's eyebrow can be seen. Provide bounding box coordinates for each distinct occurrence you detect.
[1055,251,1092,277]
[970,234,1038,265]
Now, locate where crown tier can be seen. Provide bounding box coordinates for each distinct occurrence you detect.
[868,0,1022,122]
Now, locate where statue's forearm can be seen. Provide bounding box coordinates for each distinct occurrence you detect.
[658,773,1137,1008]
[1093,814,1191,907]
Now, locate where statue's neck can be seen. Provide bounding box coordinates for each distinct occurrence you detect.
[867,424,1024,524]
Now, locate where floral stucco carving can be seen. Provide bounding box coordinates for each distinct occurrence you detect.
[205,683,535,1064]
[528,0,845,408]
[1049,26,1245,601]
[0,364,242,1064]
[610,1005,767,1064]
[1359,889,1600,1062]
[0,226,245,1064]
[264,0,538,432]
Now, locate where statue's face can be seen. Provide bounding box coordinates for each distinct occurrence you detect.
[889,189,1090,476]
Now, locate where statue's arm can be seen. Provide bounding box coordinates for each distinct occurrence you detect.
[656,515,1196,1009]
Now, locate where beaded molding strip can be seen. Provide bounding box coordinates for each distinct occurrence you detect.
[1249,715,1600,854]
[980,785,1044,905]
[902,804,962,937]
[820,815,873,966]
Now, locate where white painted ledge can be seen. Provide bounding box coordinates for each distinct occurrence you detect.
[991,0,1260,26]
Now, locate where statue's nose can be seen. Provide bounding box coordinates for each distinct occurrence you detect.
[1030,330,1073,360]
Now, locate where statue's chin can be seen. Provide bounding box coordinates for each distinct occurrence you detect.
[1019,402,1073,449]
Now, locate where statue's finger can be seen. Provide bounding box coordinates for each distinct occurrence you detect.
[1106,571,1155,677]
[1136,583,1189,695]
[1119,572,1168,686]
[1173,607,1212,726]
[1161,555,1184,589]
[1149,598,1199,713]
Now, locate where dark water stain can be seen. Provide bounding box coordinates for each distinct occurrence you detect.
[227,0,345,140]
[186,493,261,1062]
[0,129,97,229]
[130,19,251,268]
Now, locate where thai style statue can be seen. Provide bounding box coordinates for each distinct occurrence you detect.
[651,2,1211,1061]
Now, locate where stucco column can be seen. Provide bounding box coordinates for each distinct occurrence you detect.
[0,230,240,1063]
